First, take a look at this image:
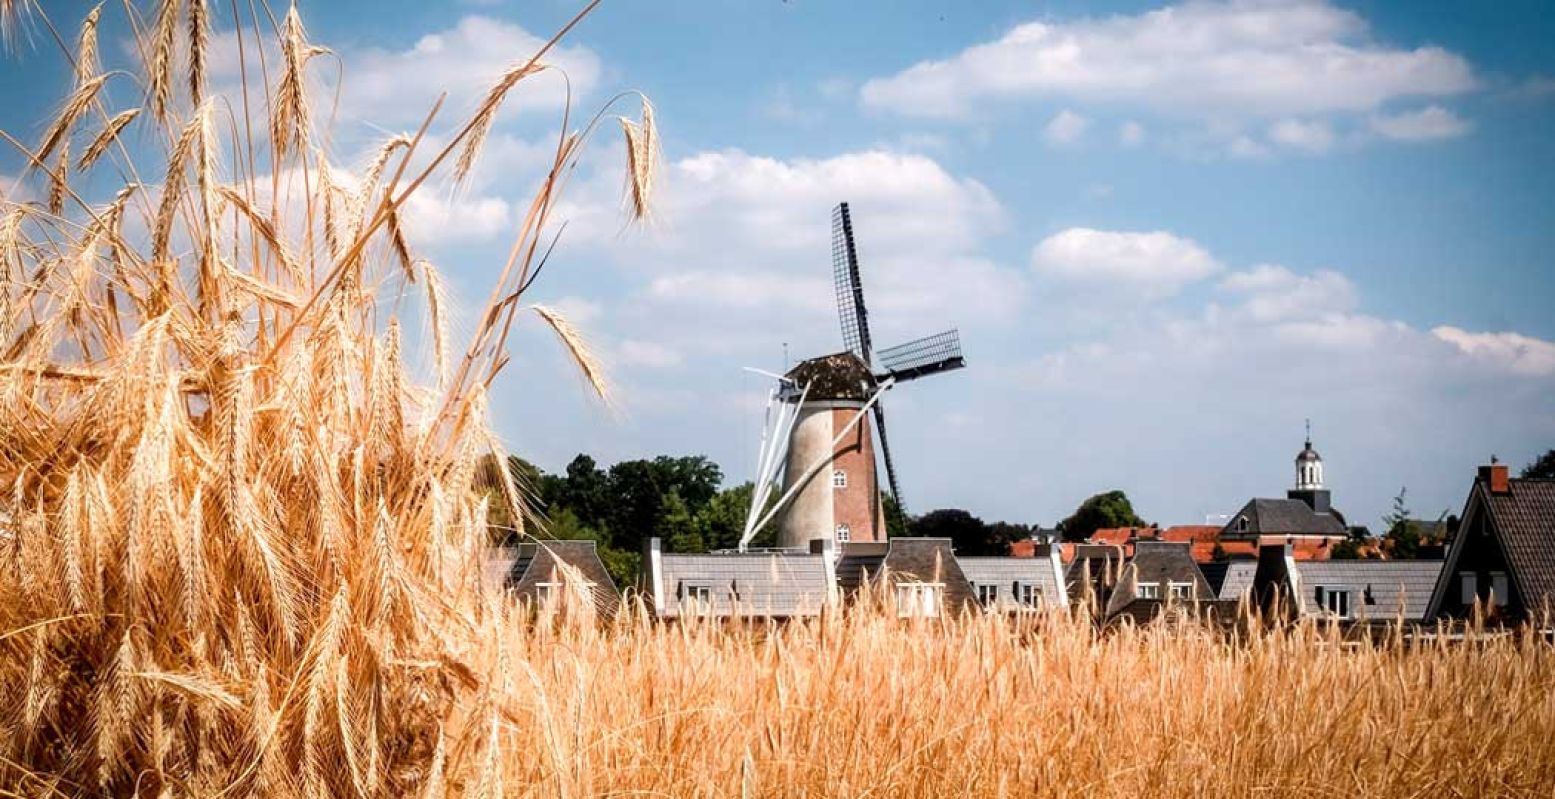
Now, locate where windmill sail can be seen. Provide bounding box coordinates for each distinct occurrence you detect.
[832,202,873,363]
[871,400,905,525]
[877,329,966,382]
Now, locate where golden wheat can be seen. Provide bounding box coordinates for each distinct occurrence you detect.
[0,1,651,794]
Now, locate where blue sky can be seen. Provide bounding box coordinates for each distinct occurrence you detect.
[3,0,1553,531]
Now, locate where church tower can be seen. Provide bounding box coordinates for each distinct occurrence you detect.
[1288,421,1331,513]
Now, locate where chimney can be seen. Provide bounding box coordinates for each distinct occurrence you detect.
[1478,460,1510,495]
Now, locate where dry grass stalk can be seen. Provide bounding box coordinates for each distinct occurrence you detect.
[532,303,608,402]
[76,107,139,171]
[0,1,650,794]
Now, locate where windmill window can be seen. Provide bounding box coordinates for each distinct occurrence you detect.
[896,582,944,618]
[835,524,851,543]
[832,470,848,489]
[1168,581,1194,601]
[1137,582,1161,600]
[975,583,999,608]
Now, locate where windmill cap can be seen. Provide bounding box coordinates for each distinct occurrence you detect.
[784,352,875,400]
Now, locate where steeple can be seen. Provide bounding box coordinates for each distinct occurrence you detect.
[1294,420,1324,491]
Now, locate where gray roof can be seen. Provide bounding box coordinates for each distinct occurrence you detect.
[958,556,1063,610]
[1219,558,1442,621]
[656,551,830,618]
[1218,561,1259,600]
[1483,479,1555,607]
[501,540,621,617]
[835,542,888,595]
[878,538,976,612]
[1297,561,1443,622]
[1224,497,1346,537]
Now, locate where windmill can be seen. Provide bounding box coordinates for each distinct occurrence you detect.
[739,202,966,551]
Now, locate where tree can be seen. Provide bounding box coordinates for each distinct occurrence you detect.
[1523,449,1555,479]
[881,492,909,538]
[658,490,704,553]
[1057,490,1145,542]
[1381,487,1422,560]
[908,509,1003,555]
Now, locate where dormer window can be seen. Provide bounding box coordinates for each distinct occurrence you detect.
[1236,516,1249,533]
[832,470,848,489]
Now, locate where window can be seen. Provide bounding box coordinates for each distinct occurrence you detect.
[1137,582,1161,600]
[896,582,944,618]
[1459,571,1477,605]
[832,469,848,489]
[976,583,999,608]
[535,582,563,609]
[835,523,851,543]
[1168,581,1194,601]
[1015,581,1043,608]
[1236,516,1250,533]
[1315,586,1351,618]
[1491,571,1508,606]
[683,584,713,615]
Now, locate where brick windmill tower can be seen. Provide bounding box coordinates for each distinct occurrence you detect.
[738,203,967,551]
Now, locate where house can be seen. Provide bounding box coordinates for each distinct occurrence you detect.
[488,540,621,618]
[1220,544,1443,624]
[1065,543,1129,607]
[1103,541,1218,623]
[641,537,994,620]
[1218,432,1349,557]
[643,538,834,619]
[1427,462,1555,623]
[959,544,1068,612]
[847,538,976,618]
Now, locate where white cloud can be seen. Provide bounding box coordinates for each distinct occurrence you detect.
[346,16,599,126]
[1369,105,1471,141]
[1227,135,1271,159]
[1044,109,1090,145]
[1219,264,1357,322]
[1268,118,1335,153]
[1031,228,1221,297]
[617,339,684,369]
[1433,327,1555,377]
[860,1,1475,121]
[552,147,1023,363]
[204,16,600,135]
[1118,120,1146,147]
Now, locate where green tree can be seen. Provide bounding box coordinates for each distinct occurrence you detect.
[1057,490,1145,542]
[658,490,704,553]
[907,509,1023,556]
[693,482,778,551]
[1381,487,1422,560]
[1523,449,1555,479]
[881,492,909,538]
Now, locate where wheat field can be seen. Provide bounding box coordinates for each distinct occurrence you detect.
[2,1,1553,796]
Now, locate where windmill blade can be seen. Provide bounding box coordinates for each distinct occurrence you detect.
[832,202,874,364]
[876,329,966,383]
[872,399,906,523]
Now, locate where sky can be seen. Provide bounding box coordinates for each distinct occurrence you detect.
[2,0,1553,532]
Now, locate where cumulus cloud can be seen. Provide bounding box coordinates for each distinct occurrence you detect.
[1268,118,1335,153]
[1219,264,1357,322]
[204,16,599,136]
[1369,105,1472,141]
[1031,228,1222,297]
[1433,327,1555,377]
[1044,109,1090,145]
[860,0,1475,120]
